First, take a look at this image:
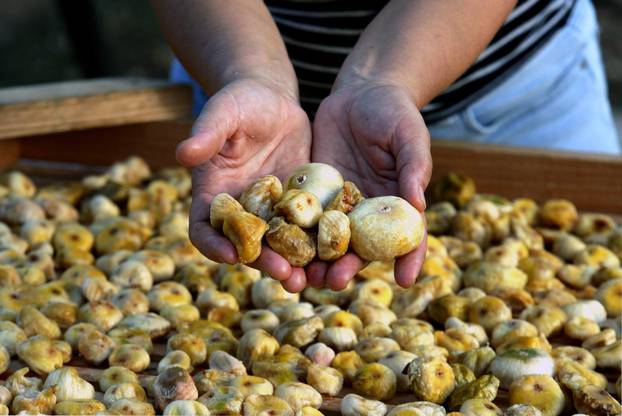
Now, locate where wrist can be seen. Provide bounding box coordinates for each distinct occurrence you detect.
[333,66,423,109]
[219,62,299,102]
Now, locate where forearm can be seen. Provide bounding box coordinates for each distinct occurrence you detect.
[152,0,297,98]
[334,0,516,107]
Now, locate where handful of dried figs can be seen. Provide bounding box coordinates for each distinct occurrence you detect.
[210,163,425,266]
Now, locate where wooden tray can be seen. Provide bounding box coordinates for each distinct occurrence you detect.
[0,78,620,415]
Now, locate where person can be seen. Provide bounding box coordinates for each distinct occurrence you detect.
[151,0,620,293]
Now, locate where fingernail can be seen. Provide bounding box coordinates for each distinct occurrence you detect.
[417,187,427,210]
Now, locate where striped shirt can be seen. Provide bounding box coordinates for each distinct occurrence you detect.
[265,0,576,122]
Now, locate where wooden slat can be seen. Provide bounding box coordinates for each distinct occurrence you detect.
[0,78,192,140]
[6,118,622,213]
[431,141,622,214]
[18,120,192,170]
[0,139,20,169]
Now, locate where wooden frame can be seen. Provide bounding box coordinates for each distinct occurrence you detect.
[11,130,622,213]
[0,78,192,140]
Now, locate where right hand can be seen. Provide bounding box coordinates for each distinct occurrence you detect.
[176,78,312,291]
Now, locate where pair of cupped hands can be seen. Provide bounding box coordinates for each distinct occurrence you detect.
[177,78,433,293]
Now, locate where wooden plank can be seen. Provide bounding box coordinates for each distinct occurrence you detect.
[18,120,192,170]
[7,119,622,213]
[0,78,192,140]
[431,141,622,214]
[0,139,20,169]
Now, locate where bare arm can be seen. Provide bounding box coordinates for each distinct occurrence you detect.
[335,0,518,107]
[310,1,517,290]
[152,0,312,290]
[151,0,297,99]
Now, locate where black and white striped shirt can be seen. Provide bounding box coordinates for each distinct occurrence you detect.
[265,0,576,122]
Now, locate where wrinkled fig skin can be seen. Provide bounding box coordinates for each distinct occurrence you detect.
[448,374,500,410]
[274,189,323,228]
[239,175,283,221]
[326,181,365,213]
[266,217,316,267]
[317,210,351,261]
[573,384,621,416]
[274,316,324,348]
[285,163,344,208]
[349,196,425,261]
[209,193,244,230]
[153,367,198,411]
[222,211,269,264]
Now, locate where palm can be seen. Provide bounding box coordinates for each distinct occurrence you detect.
[187,80,311,199]
[311,84,431,289]
[178,79,312,288]
[313,84,428,200]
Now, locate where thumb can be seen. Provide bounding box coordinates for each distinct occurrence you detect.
[393,110,432,212]
[176,91,239,168]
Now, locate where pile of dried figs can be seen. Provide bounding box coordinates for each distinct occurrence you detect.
[0,158,619,416]
[211,163,424,266]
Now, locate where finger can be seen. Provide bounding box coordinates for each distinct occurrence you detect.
[392,110,432,212]
[394,231,428,288]
[248,247,292,281]
[306,261,328,288]
[325,253,366,291]
[281,267,307,293]
[189,220,238,264]
[176,91,239,168]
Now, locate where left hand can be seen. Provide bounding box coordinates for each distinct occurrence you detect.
[309,83,432,290]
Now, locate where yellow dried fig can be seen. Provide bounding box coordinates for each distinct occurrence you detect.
[221,210,269,264]
[326,181,364,213]
[17,305,61,339]
[349,196,424,261]
[572,384,621,416]
[596,277,622,318]
[467,296,512,332]
[237,329,280,367]
[78,329,116,365]
[108,344,151,372]
[285,163,344,208]
[353,362,396,401]
[162,304,201,329]
[434,172,476,207]
[552,345,596,370]
[448,375,499,410]
[266,217,316,267]
[519,305,567,337]
[508,375,565,416]
[243,393,293,416]
[16,335,64,375]
[557,360,607,391]
[274,189,322,228]
[407,357,455,404]
[238,175,283,221]
[317,210,350,261]
[307,363,343,396]
[209,193,243,229]
[539,199,577,230]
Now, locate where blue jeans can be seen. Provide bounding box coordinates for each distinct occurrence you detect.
[427,0,620,154]
[171,0,620,155]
